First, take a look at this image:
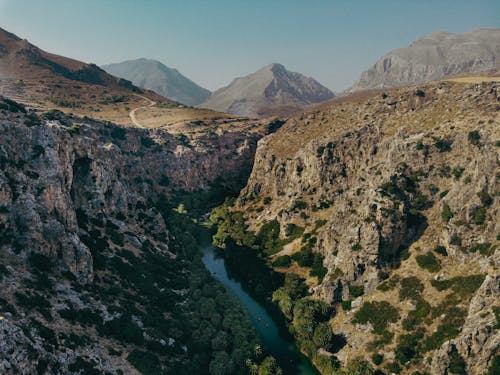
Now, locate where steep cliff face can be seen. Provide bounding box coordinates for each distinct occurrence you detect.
[232,82,499,374]
[350,28,500,91]
[0,101,263,374]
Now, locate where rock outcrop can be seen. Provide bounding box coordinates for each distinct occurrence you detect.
[0,100,263,374]
[231,81,499,374]
[350,28,500,91]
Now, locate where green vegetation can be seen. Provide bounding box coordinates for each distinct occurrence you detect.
[448,345,466,375]
[473,207,486,225]
[434,245,448,256]
[272,255,291,268]
[341,301,352,311]
[371,353,383,366]
[441,204,453,222]
[469,242,494,256]
[354,301,399,334]
[488,355,500,375]
[416,252,441,272]
[434,138,453,152]
[468,130,481,146]
[431,274,484,298]
[349,285,365,298]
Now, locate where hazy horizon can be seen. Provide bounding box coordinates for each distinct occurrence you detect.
[0,0,498,91]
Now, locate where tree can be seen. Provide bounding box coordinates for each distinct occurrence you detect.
[258,356,282,375]
[313,322,334,350]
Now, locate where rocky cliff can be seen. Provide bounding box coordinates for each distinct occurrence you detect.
[350,28,500,91]
[228,81,499,374]
[0,99,265,374]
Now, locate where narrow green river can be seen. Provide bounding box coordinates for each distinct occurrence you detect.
[201,245,319,375]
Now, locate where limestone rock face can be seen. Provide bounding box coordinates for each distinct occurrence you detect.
[350,28,500,91]
[0,103,263,374]
[235,81,499,373]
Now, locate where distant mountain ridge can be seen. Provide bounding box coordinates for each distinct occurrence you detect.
[200,63,334,118]
[102,58,211,106]
[350,28,500,91]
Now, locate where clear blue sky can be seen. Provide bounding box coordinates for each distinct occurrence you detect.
[0,0,498,91]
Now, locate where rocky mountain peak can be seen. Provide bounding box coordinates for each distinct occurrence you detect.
[200,63,334,117]
[350,28,500,91]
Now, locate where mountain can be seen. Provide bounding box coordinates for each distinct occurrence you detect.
[0,27,175,124]
[102,58,211,107]
[212,80,500,374]
[350,28,500,91]
[200,63,335,117]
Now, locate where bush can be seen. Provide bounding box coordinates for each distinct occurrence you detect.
[272,255,291,268]
[285,223,304,239]
[441,204,453,222]
[127,350,161,375]
[29,253,54,273]
[488,355,500,375]
[292,248,313,267]
[434,138,452,152]
[349,285,365,298]
[372,353,383,365]
[469,243,493,256]
[468,130,481,146]
[416,252,441,272]
[313,322,334,350]
[342,300,352,311]
[473,207,486,225]
[354,301,399,334]
[399,277,423,301]
[434,245,448,256]
[431,274,484,298]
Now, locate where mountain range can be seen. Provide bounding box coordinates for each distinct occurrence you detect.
[350,28,500,91]
[102,58,211,107]
[200,63,335,117]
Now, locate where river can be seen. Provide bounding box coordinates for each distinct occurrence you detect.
[201,244,319,375]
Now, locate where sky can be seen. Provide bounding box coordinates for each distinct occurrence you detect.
[0,0,498,91]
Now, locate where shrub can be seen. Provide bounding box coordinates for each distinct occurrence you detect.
[395,329,424,364]
[372,353,383,365]
[441,204,453,222]
[399,277,423,301]
[285,223,304,239]
[292,248,314,267]
[349,285,365,298]
[415,89,425,97]
[110,127,126,140]
[272,255,291,268]
[431,274,484,298]
[313,322,335,350]
[424,306,466,351]
[127,350,161,375]
[434,138,452,152]
[448,345,466,375]
[416,252,441,272]
[354,301,399,334]
[434,245,448,256]
[293,200,308,210]
[342,301,352,311]
[488,355,500,375]
[469,243,493,256]
[473,207,486,225]
[468,130,481,146]
[263,196,272,205]
[29,253,54,273]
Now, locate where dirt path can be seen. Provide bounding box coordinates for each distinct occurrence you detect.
[129,95,156,128]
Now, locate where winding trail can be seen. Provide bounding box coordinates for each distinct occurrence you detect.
[129,95,156,128]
